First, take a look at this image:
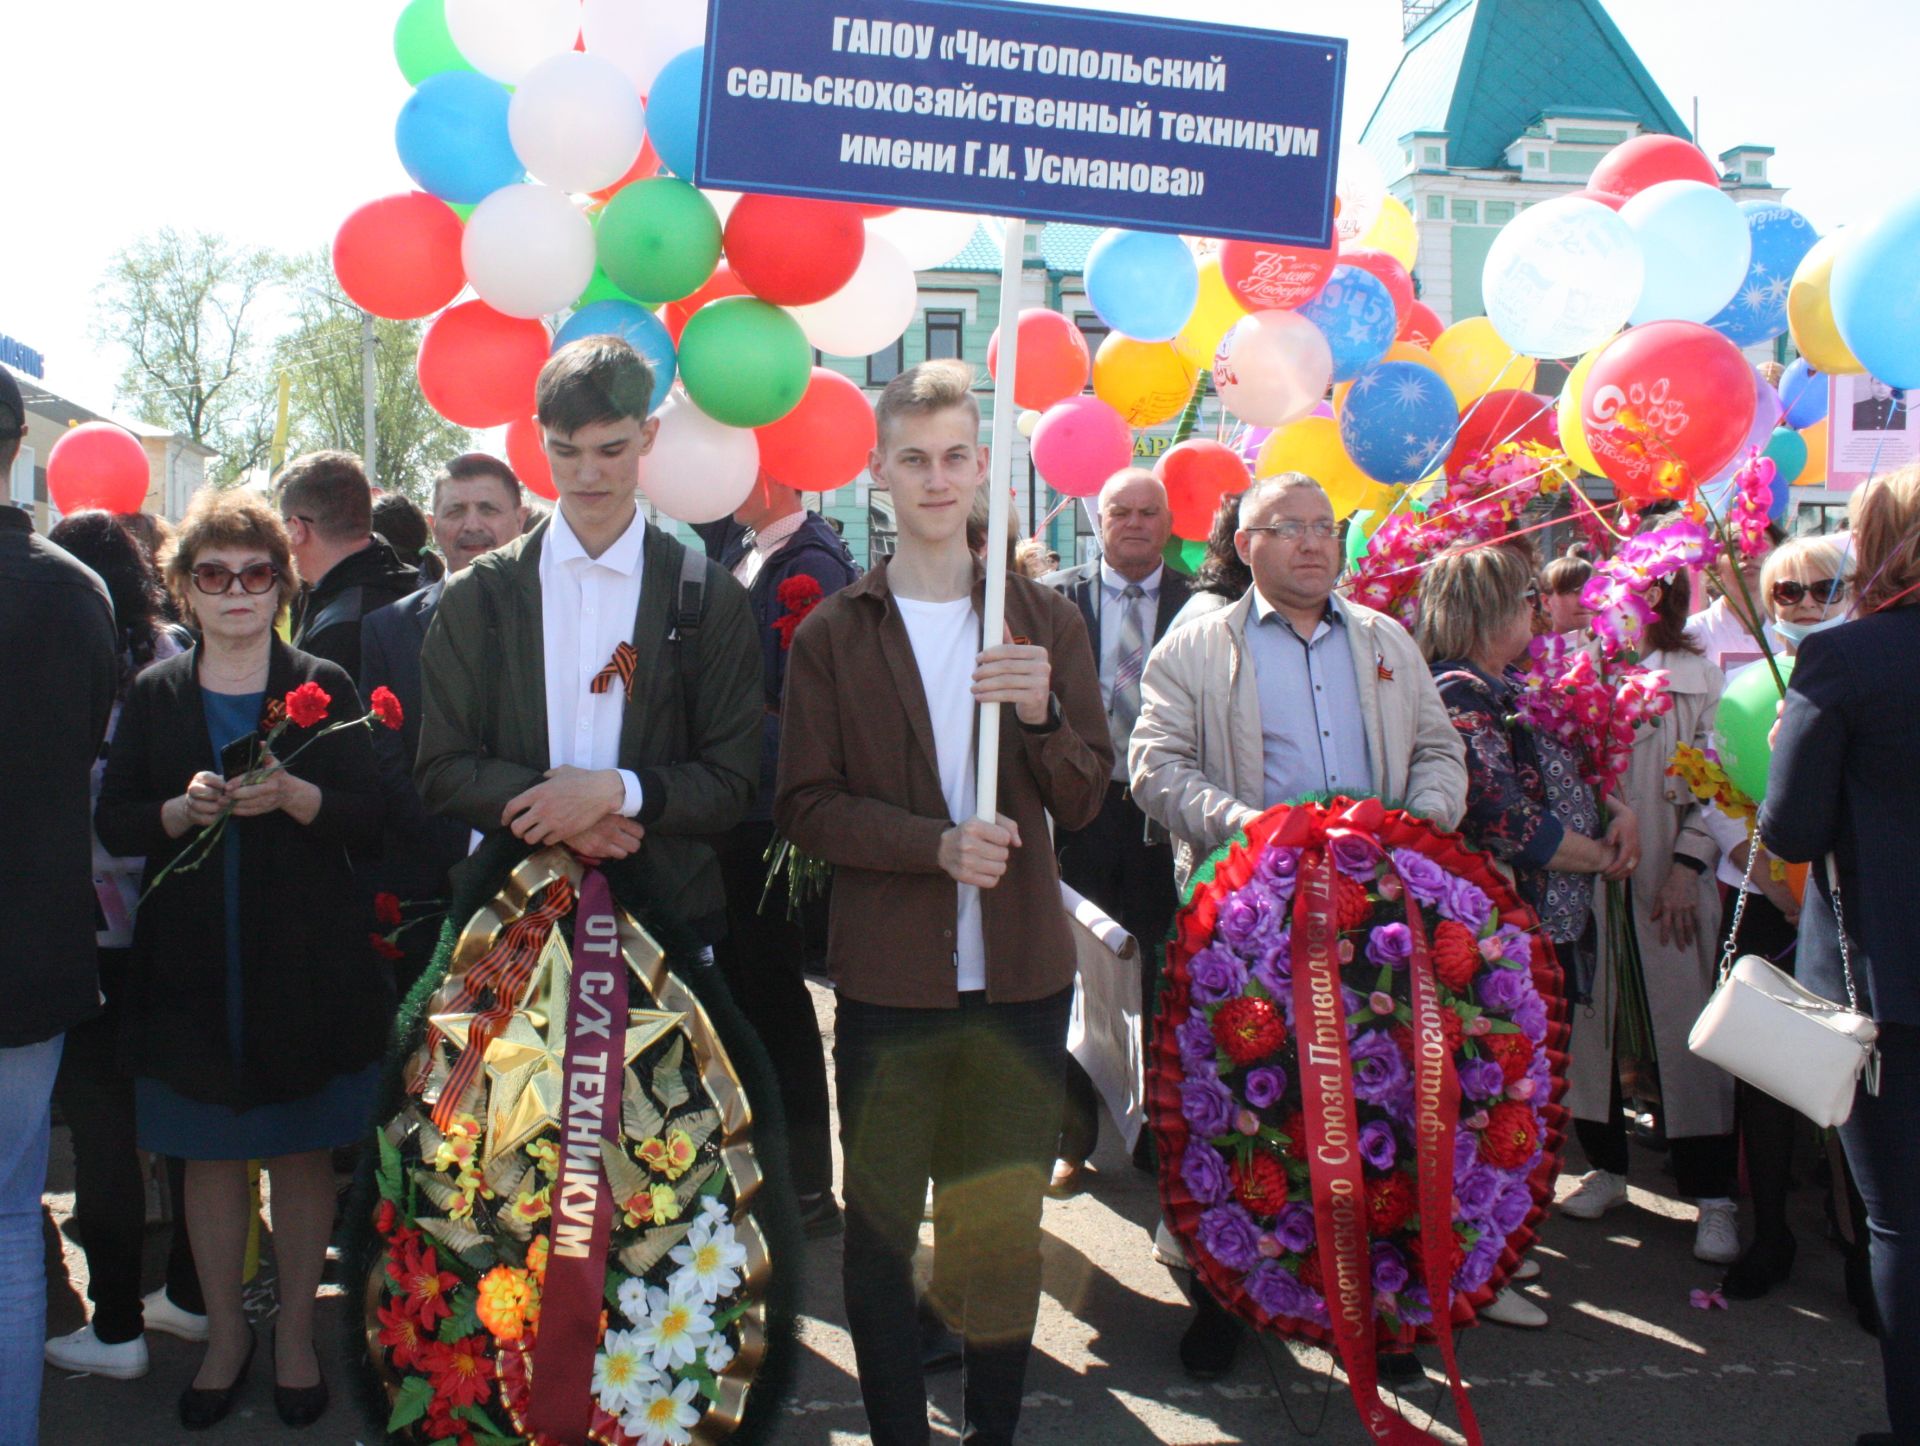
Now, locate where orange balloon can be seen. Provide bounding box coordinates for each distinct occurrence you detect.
[1796,419,1829,487]
[1092,333,1198,427]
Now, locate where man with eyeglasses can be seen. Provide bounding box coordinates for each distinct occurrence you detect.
[1128,471,1466,1380]
[277,450,419,679]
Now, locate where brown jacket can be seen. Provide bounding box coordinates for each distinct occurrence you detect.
[774,557,1111,1007]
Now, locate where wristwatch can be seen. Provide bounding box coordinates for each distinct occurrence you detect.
[1671,854,1708,874]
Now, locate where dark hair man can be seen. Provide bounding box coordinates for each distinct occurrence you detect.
[278,450,418,677]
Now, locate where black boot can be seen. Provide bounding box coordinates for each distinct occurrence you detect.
[1179,1287,1242,1380]
[1721,1232,1796,1300]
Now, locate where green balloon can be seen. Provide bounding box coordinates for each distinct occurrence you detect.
[1713,655,1794,804]
[394,0,472,86]
[576,266,638,307]
[678,298,811,428]
[1345,508,1375,571]
[596,179,722,306]
[444,200,475,224]
[1163,537,1206,576]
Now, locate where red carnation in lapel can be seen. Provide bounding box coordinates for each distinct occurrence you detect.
[369,685,405,731]
[773,574,826,651]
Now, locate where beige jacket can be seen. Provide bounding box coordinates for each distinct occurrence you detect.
[1129,589,1468,890]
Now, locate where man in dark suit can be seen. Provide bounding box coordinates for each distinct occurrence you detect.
[359,454,528,988]
[1039,467,1189,1195]
[0,359,120,1437]
[279,450,419,678]
[1852,379,1908,433]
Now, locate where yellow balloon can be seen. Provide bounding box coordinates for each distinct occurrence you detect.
[1333,342,1436,413]
[1557,340,1612,476]
[1093,333,1199,427]
[1788,233,1866,376]
[1255,416,1372,518]
[1797,418,1829,487]
[1174,255,1250,369]
[1359,194,1418,270]
[1431,317,1535,407]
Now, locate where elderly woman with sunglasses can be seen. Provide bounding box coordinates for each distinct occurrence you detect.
[96,488,390,1431]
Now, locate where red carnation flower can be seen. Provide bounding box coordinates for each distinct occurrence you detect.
[1366,1172,1416,1234]
[777,574,824,610]
[1299,1251,1324,1290]
[284,681,331,729]
[1281,1110,1309,1162]
[1232,1152,1290,1216]
[1335,873,1374,931]
[1212,996,1286,1066]
[1389,1023,1416,1063]
[1441,1009,1465,1056]
[1433,920,1481,993]
[1477,1100,1542,1170]
[369,932,405,962]
[369,685,405,731]
[1408,1226,1464,1278]
[374,892,404,928]
[1484,1031,1537,1084]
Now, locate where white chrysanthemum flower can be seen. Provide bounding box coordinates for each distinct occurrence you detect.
[667,1216,749,1303]
[617,1274,652,1327]
[636,1285,715,1370]
[621,1376,702,1446]
[592,1328,661,1412]
[704,1336,736,1374]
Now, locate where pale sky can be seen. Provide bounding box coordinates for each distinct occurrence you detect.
[7,0,1916,416]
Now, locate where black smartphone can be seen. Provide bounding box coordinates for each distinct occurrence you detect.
[220,732,263,780]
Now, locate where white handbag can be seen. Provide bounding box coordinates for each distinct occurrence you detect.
[1688,848,1880,1128]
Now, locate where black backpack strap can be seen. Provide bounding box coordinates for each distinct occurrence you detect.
[669,538,707,704]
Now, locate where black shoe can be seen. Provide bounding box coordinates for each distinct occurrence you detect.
[798,1192,844,1240]
[271,1328,329,1429]
[1178,1290,1242,1380]
[1379,1349,1424,1382]
[179,1327,256,1430]
[1846,1249,1882,1336]
[1721,1233,1796,1300]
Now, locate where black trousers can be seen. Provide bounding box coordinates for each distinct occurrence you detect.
[712,819,835,1200]
[1054,782,1178,1164]
[1575,1057,1737,1199]
[52,952,200,1344]
[836,987,1070,1446]
[1840,1022,1920,1439]
[1720,888,1804,1244]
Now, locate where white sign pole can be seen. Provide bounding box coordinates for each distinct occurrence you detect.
[976,215,1026,822]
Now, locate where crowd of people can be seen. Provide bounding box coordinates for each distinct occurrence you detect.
[3,344,1918,1446]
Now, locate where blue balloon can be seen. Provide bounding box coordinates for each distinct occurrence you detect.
[394,71,522,204]
[1778,357,1827,429]
[646,48,705,180]
[1338,362,1460,484]
[552,301,677,407]
[1298,266,1398,382]
[1083,229,1199,343]
[1831,189,1920,389]
[1707,202,1820,347]
[1763,426,1809,493]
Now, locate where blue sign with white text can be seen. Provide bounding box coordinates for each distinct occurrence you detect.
[696,0,1345,245]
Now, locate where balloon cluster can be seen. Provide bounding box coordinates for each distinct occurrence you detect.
[335,0,985,517]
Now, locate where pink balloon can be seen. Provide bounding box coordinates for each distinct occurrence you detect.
[1705,368,1783,486]
[1214,310,1334,427]
[1031,396,1133,498]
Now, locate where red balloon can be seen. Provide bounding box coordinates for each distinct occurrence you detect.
[1582,321,1757,501]
[723,195,866,306]
[505,418,556,500]
[1156,439,1249,541]
[1401,300,1443,347]
[1589,135,1719,202]
[664,263,751,344]
[754,367,877,491]
[850,203,897,218]
[1446,390,1557,476]
[1339,248,1414,330]
[417,301,551,428]
[1218,235,1339,312]
[1567,186,1627,212]
[47,423,150,516]
[333,192,466,320]
[987,309,1090,411]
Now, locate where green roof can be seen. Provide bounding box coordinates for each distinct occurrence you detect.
[1361,0,1691,176]
[931,220,1106,277]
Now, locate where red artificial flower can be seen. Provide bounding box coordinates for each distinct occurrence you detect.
[373,1198,397,1238]
[423,1334,494,1410]
[777,574,824,611]
[1366,1172,1416,1235]
[369,685,405,731]
[374,892,405,928]
[1299,1251,1324,1290]
[370,932,405,962]
[1478,1100,1542,1170]
[1408,1225,1464,1279]
[1231,1152,1290,1216]
[387,1239,459,1331]
[1441,1008,1465,1057]
[1483,1031,1537,1085]
[1211,997,1287,1066]
[1432,921,1481,994]
[284,681,331,729]
[1280,1110,1310,1162]
[424,1398,477,1445]
[1389,1024,1416,1063]
[1335,873,1374,931]
[376,1296,433,1372]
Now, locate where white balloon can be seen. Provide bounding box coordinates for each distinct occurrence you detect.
[1334,145,1385,246]
[1213,311,1333,427]
[461,184,597,320]
[865,207,980,270]
[1621,180,1753,325]
[702,189,744,225]
[1483,196,1645,358]
[787,235,917,357]
[445,0,581,85]
[582,0,710,92]
[640,391,760,523]
[1016,409,1042,439]
[509,52,647,195]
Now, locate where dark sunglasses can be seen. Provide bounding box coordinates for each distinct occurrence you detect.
[1768,576,1846,607]
[191,562,281,596]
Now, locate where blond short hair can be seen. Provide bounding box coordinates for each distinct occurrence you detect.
[1414,543,1532,662]
[1849,464,1920,614]
[874,358,979,445]
[1759,535,1854,619]
[161,486,300,619]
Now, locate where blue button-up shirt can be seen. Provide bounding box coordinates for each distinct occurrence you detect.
[1245,591,1374,808]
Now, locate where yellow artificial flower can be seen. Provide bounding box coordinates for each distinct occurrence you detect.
[475,1265,534,1342]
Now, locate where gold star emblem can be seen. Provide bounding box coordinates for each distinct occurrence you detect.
[430,926,682,1163]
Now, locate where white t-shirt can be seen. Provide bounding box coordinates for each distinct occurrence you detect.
[895,594,987,993]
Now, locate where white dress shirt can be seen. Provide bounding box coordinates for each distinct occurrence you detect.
[1096,560,1163,703]
[539,504,646,817]
[733,510,807,589]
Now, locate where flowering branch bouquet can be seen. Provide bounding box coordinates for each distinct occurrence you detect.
[1511,634,1671,797]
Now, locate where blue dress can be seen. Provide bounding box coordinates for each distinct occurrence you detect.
[135,688,380,1160]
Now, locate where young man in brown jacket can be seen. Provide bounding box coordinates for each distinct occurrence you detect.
[775,360,1111,1445]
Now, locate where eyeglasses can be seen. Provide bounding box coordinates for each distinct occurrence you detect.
[1243,519,1338,542]
[1523,585,1542,608]
[191,562,281,596]
[1769,577,1847,607]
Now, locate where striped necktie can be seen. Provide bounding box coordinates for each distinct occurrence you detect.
[1110,583,1147,761]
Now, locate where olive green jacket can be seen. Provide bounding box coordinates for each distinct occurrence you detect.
[415,516,761,941]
